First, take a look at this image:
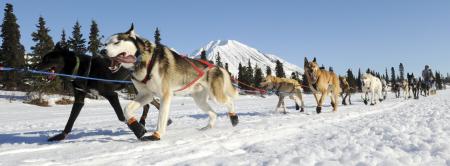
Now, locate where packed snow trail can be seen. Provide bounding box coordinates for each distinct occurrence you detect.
[0,90,449,165]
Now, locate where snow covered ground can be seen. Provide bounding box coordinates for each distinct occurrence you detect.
[0,90,450,166]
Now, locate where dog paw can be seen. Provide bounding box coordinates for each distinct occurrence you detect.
[316,107,322,114]
[300,108,305,112]
[48,133,67,142]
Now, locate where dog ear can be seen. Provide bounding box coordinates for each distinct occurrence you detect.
[127,23,136,39]
[313,57,317,63]
[304,57,308,65]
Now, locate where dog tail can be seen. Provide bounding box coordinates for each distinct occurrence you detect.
[208,67,237,104]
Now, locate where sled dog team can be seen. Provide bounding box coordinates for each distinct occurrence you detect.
[40,25,436,141]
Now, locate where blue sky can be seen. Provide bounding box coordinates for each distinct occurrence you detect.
[3,0,450,76]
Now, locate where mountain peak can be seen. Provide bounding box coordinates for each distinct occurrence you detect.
[191,40,303,76]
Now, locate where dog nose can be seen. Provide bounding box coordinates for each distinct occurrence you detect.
[100,49,107,55]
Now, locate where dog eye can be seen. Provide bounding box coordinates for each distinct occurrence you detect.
[114,41,120,45]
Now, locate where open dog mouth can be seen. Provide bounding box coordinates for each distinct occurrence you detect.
[108,52,136,73]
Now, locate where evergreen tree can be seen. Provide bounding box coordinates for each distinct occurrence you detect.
[215,52,223,67]
[346,69,357,90]
[254,64,263,88]
[59,29,68,49]
[266,66,272,76]
[246,60,254,86]
[302,73,311,93]
[30,16,54,67]
[68,21,86,55]
[385,68,389,83]
[88,20,102,55]
[1,3,25,89]
[154,27,161,45]
[391,67,396,85]
[225,63,230,74]
[199,49,207,61]
[357,68,362,92]
[275,60,286,78]
[399,63,405,81]
[237,63,246,90]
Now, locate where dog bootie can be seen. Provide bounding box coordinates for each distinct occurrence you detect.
[141,132,161,141]
[127,118,146,139]
[229,112,239,127]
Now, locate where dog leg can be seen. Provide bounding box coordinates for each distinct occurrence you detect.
[48,89,86,142]
[192,91,218,130]
[139,104,150,126]
[281,96,287,114]
[123,93,154,140]
[317,93,327,114]
[225,102,239,127]
[102,92,125,122]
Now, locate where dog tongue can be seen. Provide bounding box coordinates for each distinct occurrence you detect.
[115,55,136,63]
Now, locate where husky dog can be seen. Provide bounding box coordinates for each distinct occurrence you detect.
[36,44,166,141]
[339,76,352,105]
[381,79,388,100]
[361,73,383,105]
[400,80,410,99]
[104,25,239,141]
[260,75,305,113]
[304,57,341,113]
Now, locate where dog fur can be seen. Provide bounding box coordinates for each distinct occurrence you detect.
[304,57,341,113]
[260,75,305,113]
[339,76,352,105]
[104,25,239,140]
[37,44,162,141]
[361,73,383,105]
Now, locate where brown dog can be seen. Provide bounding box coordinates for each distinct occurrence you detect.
[260,75,305,113]
[304,57,341,113]
[339,76,352,105]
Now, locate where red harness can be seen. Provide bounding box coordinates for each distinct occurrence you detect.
[176,56,215,92]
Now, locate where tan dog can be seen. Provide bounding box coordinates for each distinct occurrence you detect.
[261,75,305,113]
[339,76,352,105]
[304,57,341,113]
[104,25,239,141]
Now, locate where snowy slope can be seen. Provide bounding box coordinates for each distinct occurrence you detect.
[1,90,450,165]
[191,40,303,76]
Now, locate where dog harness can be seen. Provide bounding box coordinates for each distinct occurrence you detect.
[176,56,215,92]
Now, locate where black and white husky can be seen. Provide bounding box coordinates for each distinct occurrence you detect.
[104,25,239,141]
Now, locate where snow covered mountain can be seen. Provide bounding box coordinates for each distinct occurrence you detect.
[190,40,303,76]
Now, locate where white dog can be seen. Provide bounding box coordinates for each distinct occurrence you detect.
[361,73,383,105]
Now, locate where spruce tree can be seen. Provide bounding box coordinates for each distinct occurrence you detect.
[59,29,68,49]
[266,66,272,76]
[275,60,286,78]
[357,68,362,92]
[88,20,102,55]
[237,63,246,90]
[30,16,54,67]
[246,60,254,86]
[254,64,263,88]
[347,69,357,90]
[215,52,223,67]
[399,63,405,81]
[68,21,86,55]
[154,27,161,45]
[225,63,230,74]
[385,68,389,83]
[391,67,396,85]
[200,49,207,61]
[1,3,25,89]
